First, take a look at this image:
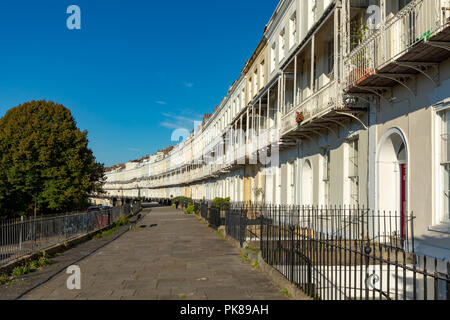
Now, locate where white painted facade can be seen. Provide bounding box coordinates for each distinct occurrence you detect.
[99,0,450,259]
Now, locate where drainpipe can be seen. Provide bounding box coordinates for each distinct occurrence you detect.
[368,96,377,212]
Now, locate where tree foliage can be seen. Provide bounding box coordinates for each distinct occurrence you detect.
[0,100,105,219]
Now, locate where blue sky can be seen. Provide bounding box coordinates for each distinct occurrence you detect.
[0,0,277,167]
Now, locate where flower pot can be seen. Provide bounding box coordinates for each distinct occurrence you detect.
[349,68,376,86]
[296,112,305,124]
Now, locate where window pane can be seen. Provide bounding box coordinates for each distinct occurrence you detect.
[444,164,450,222]
[440,109,450,222]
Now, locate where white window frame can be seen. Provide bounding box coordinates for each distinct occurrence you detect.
[254,68,258,96]
[289,12,297,49]
[322,149,330,206]
[435,101,450,225]
[248,76,253,101]
[260,59,265,87]
[348,137,360,207]
[279,28,286,62]
[288,159,297,205]
[271,42,276,73]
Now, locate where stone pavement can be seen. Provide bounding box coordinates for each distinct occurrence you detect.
[19,206,288,300]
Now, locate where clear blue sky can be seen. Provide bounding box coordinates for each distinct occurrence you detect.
[0,0,277,167]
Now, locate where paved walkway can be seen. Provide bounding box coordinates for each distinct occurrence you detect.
[20,206,287,300]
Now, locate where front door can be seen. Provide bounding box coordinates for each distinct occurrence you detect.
[400,164,407,238]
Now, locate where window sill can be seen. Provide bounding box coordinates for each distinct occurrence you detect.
[428,224,450,234]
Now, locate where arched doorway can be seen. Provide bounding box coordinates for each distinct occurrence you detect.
[377,128,408,238]
[301,160,313,206]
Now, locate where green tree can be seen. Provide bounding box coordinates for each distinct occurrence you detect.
[0,100,105,219]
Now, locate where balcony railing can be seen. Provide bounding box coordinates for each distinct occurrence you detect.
[281,80,337,136]
[345,0,449,89]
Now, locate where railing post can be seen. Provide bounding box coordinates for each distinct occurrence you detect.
[19,216,23,251]
[240,209,246,247]
[410,212,415,253]
[290,224,295,284]
[260,207,263,252]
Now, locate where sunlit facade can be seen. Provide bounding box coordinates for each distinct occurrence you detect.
[101,0,450,259]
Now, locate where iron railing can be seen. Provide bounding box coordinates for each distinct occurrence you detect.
[196,201,225,230]
[225,204,264,246]
[281,80,337,135]
[226,204,450,300]
[0,202,141,268]
[345,0,450,89]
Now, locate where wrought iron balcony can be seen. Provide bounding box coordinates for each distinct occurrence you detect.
[345,0,450,94]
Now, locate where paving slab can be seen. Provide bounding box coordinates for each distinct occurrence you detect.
[14,206,289,300]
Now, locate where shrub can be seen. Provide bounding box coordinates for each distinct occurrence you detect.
[38,256,52,268]
[211,197,230,210]
[12,266,27,277]
[173,196,193,205]
[184,204,194,215]
[29,260,39,271]
[0,274,8,286]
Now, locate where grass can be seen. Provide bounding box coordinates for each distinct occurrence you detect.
[0,251,54,287]
[184,204,195,215]
[245,245,259,256]
[251,260,260,269]
[281,288,292,298]
[239,251,251,264]
[215,230,225,239]
[0,274,8,286]
[196,216,209,226]
[238,247,260,270]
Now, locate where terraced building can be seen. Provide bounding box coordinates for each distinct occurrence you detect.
[98,0,450,259]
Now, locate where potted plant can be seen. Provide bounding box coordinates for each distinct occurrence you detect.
[296,112,305,124]
[253,187,264,200]
[349,22,377,86]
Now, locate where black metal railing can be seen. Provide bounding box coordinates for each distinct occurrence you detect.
[0,202,142,268]
[225,204,263,246]
[196,201,225,230]
[225,204,449,301]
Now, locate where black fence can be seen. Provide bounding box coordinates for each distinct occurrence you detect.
[196,202,224,230]
[228,204,449,301]
[156,198,449,300]
[0,202,142,267]
[225,204,262,246]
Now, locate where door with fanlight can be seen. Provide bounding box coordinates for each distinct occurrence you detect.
[400,163,407,238]
[377,130,408,239]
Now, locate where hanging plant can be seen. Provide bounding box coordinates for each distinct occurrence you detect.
[296,112,305,124]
